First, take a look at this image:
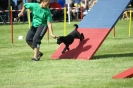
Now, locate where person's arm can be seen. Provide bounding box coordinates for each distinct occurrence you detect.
[84,0,87,8]
[81,0,87,9]
[18,6,26,17]
[47,22,57,39]
[46,8,57,39]
[18,3,34,17]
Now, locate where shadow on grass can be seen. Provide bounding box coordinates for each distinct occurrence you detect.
[92,53,133,60]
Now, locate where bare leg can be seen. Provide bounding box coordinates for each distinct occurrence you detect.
[34,48,39,59]
[28,44,42,60]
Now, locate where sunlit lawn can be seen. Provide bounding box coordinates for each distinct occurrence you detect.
[0,20,133,88]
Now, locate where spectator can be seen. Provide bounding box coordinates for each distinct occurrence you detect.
[58,0,65,7]
[50,0,58,3]
[10,0,17,21]
[13,0,17,7]
[89,0,98,10]
[66,0,77,21]
[10,0,17,10]
[17,0,23,10]
[73,1,81,19]
[50,0,63,21]
[121,10,129,20]
[81,0,89,16]
[15,0,24,22]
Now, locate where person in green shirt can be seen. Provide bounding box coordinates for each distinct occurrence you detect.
[18,0,57,61]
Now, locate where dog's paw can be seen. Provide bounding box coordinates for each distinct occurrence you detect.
[62,51,65,53]
[67,48,69,51]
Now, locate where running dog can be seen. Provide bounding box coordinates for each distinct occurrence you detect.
[57,24,84,53]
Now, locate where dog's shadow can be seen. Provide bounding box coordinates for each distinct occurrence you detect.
[59,38,91,59]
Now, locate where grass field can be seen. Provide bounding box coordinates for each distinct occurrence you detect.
[0,20,133,88]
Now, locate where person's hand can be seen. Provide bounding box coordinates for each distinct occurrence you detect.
[51,34,58,39]
[18,12,24,17]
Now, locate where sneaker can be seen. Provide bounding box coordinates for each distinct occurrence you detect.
[37,52,43,61]
[31,52,43,61]
[31,58,39,61]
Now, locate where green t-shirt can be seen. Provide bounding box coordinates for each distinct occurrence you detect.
[24,3,52,27]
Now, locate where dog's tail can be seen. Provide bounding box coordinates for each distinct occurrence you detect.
[73,24,78,30]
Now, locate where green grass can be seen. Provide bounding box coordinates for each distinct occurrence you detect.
[0,20,133,88]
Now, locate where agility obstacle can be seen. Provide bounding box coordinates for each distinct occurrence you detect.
[128,5,132,38]
[110,5,132,38]
[51,0,131,60]
[113,67,133,79]
[9,6,14,45]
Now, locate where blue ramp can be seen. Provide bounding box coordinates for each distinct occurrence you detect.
[79,0,131,29]
[51,0,131,60]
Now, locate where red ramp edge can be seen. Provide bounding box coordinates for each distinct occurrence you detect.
[112,67,133,79]
[51,28,111,60]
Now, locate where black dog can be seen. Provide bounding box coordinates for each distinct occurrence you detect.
[57,24,84,53]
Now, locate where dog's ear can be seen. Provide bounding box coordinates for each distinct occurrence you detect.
[73,24,78,29]
[73,24,78,26]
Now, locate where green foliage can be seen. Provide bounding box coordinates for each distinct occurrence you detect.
[0,21,133,88]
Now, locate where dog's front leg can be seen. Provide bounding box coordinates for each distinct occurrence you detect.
[80,33,85,41]
[66,46,69,51]
[62,46,67,53]
[62,45,69,53]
